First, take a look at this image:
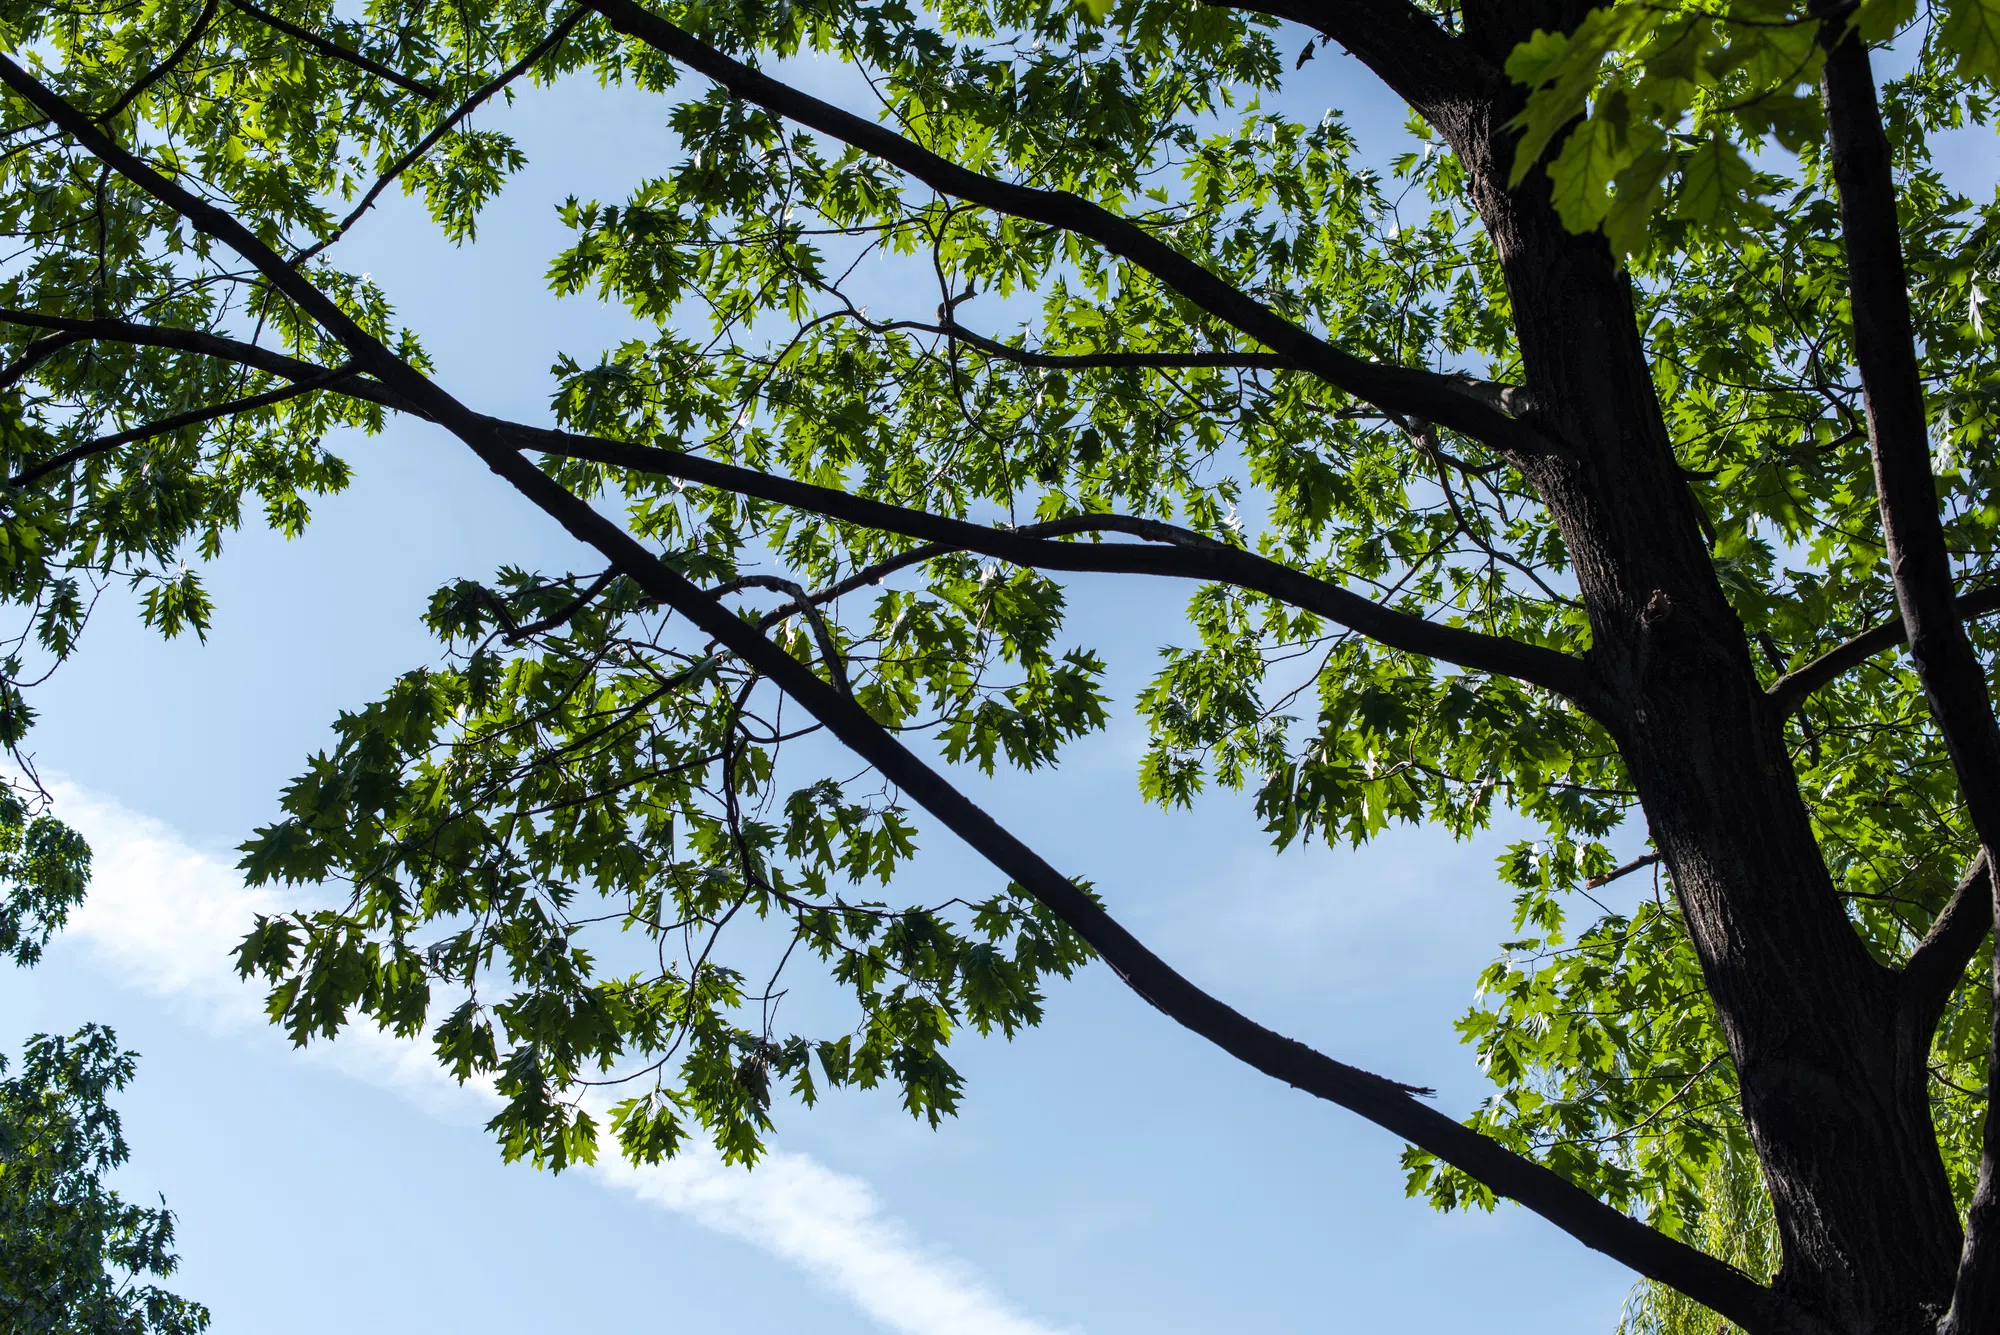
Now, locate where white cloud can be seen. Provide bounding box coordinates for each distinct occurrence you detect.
[45,781,1069,1335]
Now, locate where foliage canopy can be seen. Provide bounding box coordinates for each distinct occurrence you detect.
[0,0,1997,1327]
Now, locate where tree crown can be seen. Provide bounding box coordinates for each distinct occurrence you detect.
[1,0,1997,1326]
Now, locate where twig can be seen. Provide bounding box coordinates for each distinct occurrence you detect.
[289,6,584,265]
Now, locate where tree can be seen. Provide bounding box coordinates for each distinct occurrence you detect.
[0,791,209,1334]
[0,0,1992,1327]
[0,1027,211,1335]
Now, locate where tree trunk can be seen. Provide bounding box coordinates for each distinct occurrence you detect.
[1424,87,1965,1334]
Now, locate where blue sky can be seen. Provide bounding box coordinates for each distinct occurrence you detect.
[15,21,1986,1334]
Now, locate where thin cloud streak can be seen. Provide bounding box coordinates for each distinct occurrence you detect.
[46,781,1068,1335]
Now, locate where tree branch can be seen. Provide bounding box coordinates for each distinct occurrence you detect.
[0,52,1792,1329]
[500,568,619,644]
[929,316,1290,370]
[491,463,1784,1335]
[5,363,354,488]
[712,572,853,697]
[0,329,87,394]
[0,309,407,415]
[917,315,1523,409]
[99,0,221,124]
[1898,852,1992,1054]
[1586,851,1661,890]
[291,6,585,265]
[223,0,443,100]
[1210,0,1497,119]
[1766,583,2000,716]
[580,0,1554,459]
[1816,16,2000,1329]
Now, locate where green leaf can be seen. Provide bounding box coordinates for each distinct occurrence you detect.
[1942,0,2000,82]
[1675,135,1759,228]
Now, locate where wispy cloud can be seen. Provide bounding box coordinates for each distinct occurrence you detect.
[48,782,1068,1335]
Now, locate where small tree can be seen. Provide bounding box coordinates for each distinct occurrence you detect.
[0,1027,210,1335]
[0,0,1993,1329]
[0,792,207,1334]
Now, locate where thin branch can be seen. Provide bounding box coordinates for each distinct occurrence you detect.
[1587,852,1663,890]
[760,543,946,617]
[1582,1056,1725,1147]
[223,0,443,100]
[500,568,618,643]
[0,53,1790,1330]
[581,0,1555,459]
[929,316,1290,370]
[0,329,87,394]
[291,6,585,265]
[99,0,221,124]
[1767,583,2000,715]
[6,363,354,488]
[713,572,852,696]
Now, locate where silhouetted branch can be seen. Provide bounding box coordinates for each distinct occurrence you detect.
[99,0,221,123]
[501,422,1605,711]
[291,6,585,265]
[5,364,353,488]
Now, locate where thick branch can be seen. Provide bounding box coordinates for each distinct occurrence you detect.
[0,53,1791,1328]
[1898,852,1993,1052]
[1818,19,2000,1329]
[1819,25,2000,868]
[223,0,443,99]
[1767,583,2000,715]
[0,309,406,414]
[581,0,1552,457]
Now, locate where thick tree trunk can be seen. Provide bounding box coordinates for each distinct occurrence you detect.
[1423,86,1965,1334]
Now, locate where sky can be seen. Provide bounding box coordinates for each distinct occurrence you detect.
[13,14,1991,1334]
